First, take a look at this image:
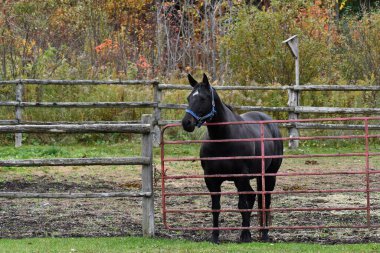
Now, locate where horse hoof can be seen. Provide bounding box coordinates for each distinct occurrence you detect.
[211,234,220,244]
[211,238,220,244]
[240,231,252,243]
[261,233,270,242]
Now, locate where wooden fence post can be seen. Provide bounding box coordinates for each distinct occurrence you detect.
[141,114,155,237]
[153,81,161,124]
[288,88,300,149]
[152,81,161,147]
[15,80,23,147]
[283,35,300,149]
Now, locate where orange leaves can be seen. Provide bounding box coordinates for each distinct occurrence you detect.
[297,1,333,41]
[136,55,151,70]
[94,38,121,74]
[95,39,119,54]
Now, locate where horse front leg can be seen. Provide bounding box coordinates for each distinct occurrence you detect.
[234,179,255,243]
[205,178,222,244]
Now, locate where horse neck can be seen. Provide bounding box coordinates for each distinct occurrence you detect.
[206,95,239,139]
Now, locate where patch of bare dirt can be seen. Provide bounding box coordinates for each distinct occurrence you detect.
[0,155,379,243]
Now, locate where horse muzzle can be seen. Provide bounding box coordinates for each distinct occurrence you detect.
[181,115,196,132]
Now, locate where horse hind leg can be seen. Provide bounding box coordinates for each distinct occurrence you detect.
[205,178,222,244]
[257,176,276,242]
[234,179,255,243]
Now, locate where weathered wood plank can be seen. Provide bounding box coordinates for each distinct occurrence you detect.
[296,106,380,114]
[141,114,154,237]
[158,84,291,91]
[159,84,380,91]
[15,81,23,147]
[157,84,192,90]
[16,120,141,125]
[214,85,290,91]
[0,157,151,167]
[0,101,157,108]
[158,103,187,109]
[0,80,20,84]
[287,123,380,130]
[233,105,293,112]
[0,124,151,133]
[0,191,152,198]
[0,79,157,85]
[159,121,380,131]
[153,83,162,123]
[0,102,18,106]
[158,103,293,112]
[288,84,300,149]
[160,104,380,114]
[158,120,181,126]
[0,120,18,125]
[294,85,380,91]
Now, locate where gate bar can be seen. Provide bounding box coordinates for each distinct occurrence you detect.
[164,170,380,179]
[163,134,380,144]
[164,188,380,196]
[365,119,371,226]
[161,116,380,231]
[164,224,380,231]
[163,152,380,162]
[165,206,370,214]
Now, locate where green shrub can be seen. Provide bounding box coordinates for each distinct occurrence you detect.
[336,13,380,107]
[219,1,333,86]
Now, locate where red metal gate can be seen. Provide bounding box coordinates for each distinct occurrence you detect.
[160,117,380,232]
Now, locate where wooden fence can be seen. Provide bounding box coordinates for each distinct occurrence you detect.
[1,79,380,147]
[0,114,155,237]
[0,79,380,237]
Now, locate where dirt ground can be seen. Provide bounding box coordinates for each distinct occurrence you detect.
[0,154,380,244]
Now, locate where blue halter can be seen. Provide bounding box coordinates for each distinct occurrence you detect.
[185,86,217,128]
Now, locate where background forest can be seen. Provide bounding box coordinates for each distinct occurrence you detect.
[1,0,380,84]
[0,0,380,143]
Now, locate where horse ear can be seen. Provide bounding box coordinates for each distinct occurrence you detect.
[202,73,210,86]
[187,74,198,87]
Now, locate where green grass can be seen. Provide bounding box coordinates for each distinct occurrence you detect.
[0,141,199,165]
[0,142,141,160]
[1,133,379,161]
[0,237,379,253]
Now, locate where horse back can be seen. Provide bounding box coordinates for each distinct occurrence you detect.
[200,111,283,176]
[241,111,283,150]
[241,111,283,172]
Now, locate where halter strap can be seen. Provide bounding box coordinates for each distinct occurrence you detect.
[185,86,217,128]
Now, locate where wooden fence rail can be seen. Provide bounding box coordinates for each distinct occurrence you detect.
[0,191,151,199]
[0,114,155,237]
[0,157,151,167]
[0,123,151,133]
[1,79,380,148]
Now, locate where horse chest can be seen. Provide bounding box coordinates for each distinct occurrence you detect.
[200,142,260,175]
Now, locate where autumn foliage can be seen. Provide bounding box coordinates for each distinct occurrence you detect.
[0,0,379,84]
[0,0,380,144]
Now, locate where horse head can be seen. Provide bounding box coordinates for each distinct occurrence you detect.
[182,73,217,132]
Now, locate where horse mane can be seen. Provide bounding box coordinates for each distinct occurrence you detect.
[225,103,234,112]
[224,103,241,117]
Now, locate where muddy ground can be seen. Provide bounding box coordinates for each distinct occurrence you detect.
[0,155,379,244]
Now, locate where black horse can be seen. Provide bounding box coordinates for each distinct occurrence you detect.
[181,74,283,243]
